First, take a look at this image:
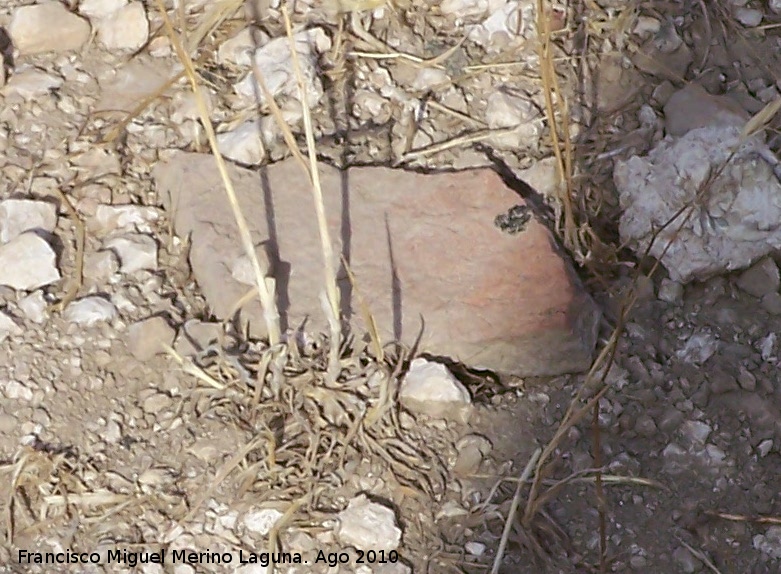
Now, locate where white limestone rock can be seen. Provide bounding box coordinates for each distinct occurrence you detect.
[217,27,266,67]
[104,234,158,273]
[616,85,781,283]
[2,69,64,101]
[0,232,60,290]
[92,204,160,234]
[336,495,401,552]
[400,358,471,421]
[0,199,58,243]
[94,2,149,51]
[234,28,331,107]
[79,0,127,19]
[0,311,22,342]
[18,291,48,324]
[485,90,540,150]
[243,508,284,536]
[63,296,117,326]
[9,2,90,55]
[217,121,267,166]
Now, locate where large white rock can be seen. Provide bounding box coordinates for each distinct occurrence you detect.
[92,204,160,234]
[616,85,781,283]
[0,232,60,290]
[400,358,471,420]
[79,0,127,19]
[234,28,331,107]
[18,291,48,324]
[94,2,149,51]
[216,121,267,166]
[9,2,91,55]
[2,69,64,101]
[104,234,158,273]
[63,297,117,326]
[336,495,401,552]
[0,199,58,243]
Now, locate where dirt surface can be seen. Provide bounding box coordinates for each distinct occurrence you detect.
[2,1,781,573]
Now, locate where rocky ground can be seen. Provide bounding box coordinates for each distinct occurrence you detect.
[2,1,781,573]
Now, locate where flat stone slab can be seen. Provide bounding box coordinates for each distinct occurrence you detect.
[153,152,600,376]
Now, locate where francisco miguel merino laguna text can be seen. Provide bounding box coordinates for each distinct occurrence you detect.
[18,549,303,567]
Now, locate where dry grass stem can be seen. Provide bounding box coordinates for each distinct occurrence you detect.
[155,0,282,345]
[400,125,533,162]
[741,97,781,140]
[183,435,268,523]
[536,0,580,259]
[347,35,466,69]
[185,0,244,54]
[341,258,383,361]
[162,344,227,390]
[425,100,488,128]
[705,511,781,525]
[491,447,542,574]
[282,4,342,380]
[675,535,723,574]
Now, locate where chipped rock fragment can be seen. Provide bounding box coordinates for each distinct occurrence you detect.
[485,91,540,150]
[0,232,60,291]
[234,28,331,106]
[453,434,492,476]
[9,2,91,55]
[71,148,122,178]
[616,85,781,283]
[104,234,158,273]
[4,380,34,401]
[141,392,172,414]
[658,279,684,305]
[400,358,471,411]
[83,250,119,286]
[336,495,401,552]
[217,121,267,166]
[18,291,48,324]
[155,153,600,377]
[78,0,127,19]
[2,69,64,101]
[63,296,117,326]
[217,27,265,67]
[736,257,780,299]
[92,204,159,234]
[0,199,58,243]
[94,2,149,51]
[754,526,781,559]
[96,58,173,113]
[465,542,486,557]
[0,311,22,342]
[243,508,284,536]
[733,7,763,27]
